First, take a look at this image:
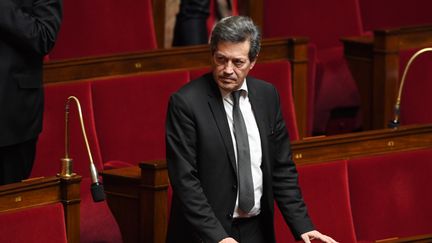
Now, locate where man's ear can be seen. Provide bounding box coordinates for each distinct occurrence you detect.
[250,55,258,70]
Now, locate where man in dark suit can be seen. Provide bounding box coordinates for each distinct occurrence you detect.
[166,16,337,243]
[0,0,62,185]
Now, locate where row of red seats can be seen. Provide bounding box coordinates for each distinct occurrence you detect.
[32,60,297,242]
[275,148,432,242]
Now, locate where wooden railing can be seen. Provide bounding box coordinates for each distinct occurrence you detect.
[43,37,310,138]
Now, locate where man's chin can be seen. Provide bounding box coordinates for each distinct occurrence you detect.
[218,83,238,92]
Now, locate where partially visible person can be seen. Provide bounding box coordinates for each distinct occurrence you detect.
[166,16,338,243]
[0,0,63,185]
[173,0,234,46]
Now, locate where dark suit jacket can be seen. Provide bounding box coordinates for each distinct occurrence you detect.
[166,73,314,243]
[0,0,62,146]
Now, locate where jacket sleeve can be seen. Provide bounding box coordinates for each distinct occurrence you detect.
[0,0,62,55]
[166,93,229,242]
[270,86,315,240]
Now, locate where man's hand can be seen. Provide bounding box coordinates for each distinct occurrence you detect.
[301,230,338,243]
[219,237,238,243]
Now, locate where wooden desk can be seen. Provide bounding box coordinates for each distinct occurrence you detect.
[0,175,82,243]
[342,25,432,130]
[101,161,168,243]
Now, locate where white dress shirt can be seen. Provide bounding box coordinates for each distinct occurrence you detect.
[220,80,263,218]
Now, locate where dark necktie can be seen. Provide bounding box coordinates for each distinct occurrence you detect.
[232,90,254,213]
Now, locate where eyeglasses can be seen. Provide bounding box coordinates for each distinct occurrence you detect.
[213,54,249,69]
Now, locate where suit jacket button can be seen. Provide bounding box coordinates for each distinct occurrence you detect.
[232,184,237,191]
[227,213,233,219]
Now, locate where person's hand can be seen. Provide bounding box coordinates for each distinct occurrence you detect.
[301,230,338,243]
[219,237,238,243]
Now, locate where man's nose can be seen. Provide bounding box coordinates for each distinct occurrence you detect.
[223,61,234,74]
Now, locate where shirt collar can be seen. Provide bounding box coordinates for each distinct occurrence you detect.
[219,78,248,101]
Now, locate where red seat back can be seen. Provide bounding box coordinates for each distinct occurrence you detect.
[50,0,157,59]
[34,81,103,178]
[264,0,363,49]
[359,0,432,31]
[348,149,432,241]
[275,160,357,243]
[0,203,67,243]
[249,60,299,140]
[91,71,190,166]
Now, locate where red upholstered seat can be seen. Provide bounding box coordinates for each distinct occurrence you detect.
[274,160,358,243]
[249,60,299,140]
[49,0,157,59]
[34,81,103,178]
[264,0,364,135]
[91,71,190,167]
[348,149,432,241]
[398,48,432,125]
[0,203,67,243]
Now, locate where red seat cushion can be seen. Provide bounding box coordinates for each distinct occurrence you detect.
[0,203,67,243]
[91,71,190,167]
[80,178,122,243]
[348,149,432,241]
[275,160,357,243]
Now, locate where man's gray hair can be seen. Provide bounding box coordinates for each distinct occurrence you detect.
[210,16,261,61]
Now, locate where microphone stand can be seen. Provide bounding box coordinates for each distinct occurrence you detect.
[388,47,432,128]
[58,96,106,202]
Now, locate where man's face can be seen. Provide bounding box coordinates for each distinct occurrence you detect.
[212,40,256,92]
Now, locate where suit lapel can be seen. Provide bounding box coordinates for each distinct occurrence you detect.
[247,77,270,150]
[206,75,237,172]
[247,77,272,185]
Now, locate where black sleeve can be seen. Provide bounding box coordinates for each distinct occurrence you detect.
[0,0,62,55]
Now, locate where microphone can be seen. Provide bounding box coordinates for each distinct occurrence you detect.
[59,96,106,202]
[388,47,432,128]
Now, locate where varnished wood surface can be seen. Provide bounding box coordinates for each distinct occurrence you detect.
[101,160,169,243]
[292,124,432,165]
